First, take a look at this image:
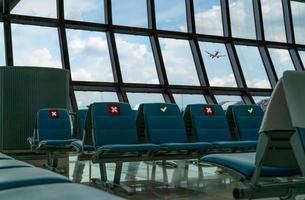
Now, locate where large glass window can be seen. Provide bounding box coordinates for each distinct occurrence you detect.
[173,94,206,111]
[291,1,305,45]
[12,24,62,68]
[115,34,159,84]
[268,48,295,78]
[194,0,223,36]
[261,0,286,42]
[155,0,187,32]
[235,45,271,88]
[12,0,57,18]
[159,38,200,86]
[66,29,113,82]
[64,0,104,23]
[229,0,256,39]
[127,93,165,109]
[298,51,305,66]
[199,42,237,87]
[253,96,270,111]
[215,95,244,110]
[75,91,119,109]
[112,0,147,27]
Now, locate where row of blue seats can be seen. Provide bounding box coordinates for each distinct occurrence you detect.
[0,152,122,200]
[74,103,264,154]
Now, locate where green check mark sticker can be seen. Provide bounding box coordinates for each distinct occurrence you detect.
[160,106,168,113]
[247,107,255,115]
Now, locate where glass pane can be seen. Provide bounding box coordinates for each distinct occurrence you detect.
[291,1,305,45]
[64,0,104,23]
[66,29,113,82]
[199,42,237,87]
[12,0,57,18]
[173,94,206,111]
[115,34,159,84]
[112,0,147,27]
[12,24,62,68]
[127,93,165,110]
[268,48,295,78]
[159,38,200,86]
[0,24,5,66]
[215,95,244,110]
[75,91,118,109]
[194,0,223,36]
[235,45,271,88]
[298,51,305,66]
[155,0,187,32]
[229,0,256,39]
[261,0,286,42]
[252,96,270,111]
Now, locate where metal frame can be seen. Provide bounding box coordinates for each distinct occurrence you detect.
[1,0,304,111]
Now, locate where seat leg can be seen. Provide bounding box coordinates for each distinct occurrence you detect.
[151,162,156,181]
[113,161,123,185]
[72,160,85,183]
[99,163,108,182]
[162,160,169,185]
[125,162,140,181]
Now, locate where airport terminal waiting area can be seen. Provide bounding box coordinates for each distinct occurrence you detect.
[2,71,305,200]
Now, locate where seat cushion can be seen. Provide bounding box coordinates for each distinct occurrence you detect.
[202,153,300,177]
[39,139,78,146]
[98,144,160,153]
[0,183,124,200]
[212,141,257,149]
[161,142,212,151]
[0,167,70,190]
[0,159,32,169]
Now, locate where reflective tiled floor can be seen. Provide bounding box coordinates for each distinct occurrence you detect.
[69,156,305,200]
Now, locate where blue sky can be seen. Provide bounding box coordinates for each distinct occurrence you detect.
[7,0,304,109]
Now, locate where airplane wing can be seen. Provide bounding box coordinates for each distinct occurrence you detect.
[205,51,214,57]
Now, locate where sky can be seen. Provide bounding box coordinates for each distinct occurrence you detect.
[7,0,304,109]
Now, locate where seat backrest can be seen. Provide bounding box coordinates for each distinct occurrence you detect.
[77,109,88,140]
[139,103,188,144]
[91,102,139,147]
[184,104,232,142]
[37,109,72,141]
[231,105,264,141]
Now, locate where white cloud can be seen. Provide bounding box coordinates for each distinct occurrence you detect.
[12,0,56,18]
[195,4,223,35]
[27,48,62,68]
[209,73,236,87]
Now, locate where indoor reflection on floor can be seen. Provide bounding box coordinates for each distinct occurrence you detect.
[68,156,305,200]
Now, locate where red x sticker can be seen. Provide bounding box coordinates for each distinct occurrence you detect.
[108,104,120,116]
[203,105,215,116]
[49,110,59,119]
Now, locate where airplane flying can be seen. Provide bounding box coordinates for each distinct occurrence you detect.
[205,49,226,59]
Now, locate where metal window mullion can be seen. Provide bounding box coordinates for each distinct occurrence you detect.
[3,0,13,66]
[57,0,77,111]
[252,0,265,41]
[147,0,156,29]
[185,0,196,33]
[289,48,303,71]
[282,0,295,44]
[258,46,278,87]
[220,0,232,37]
[225,43,247,88]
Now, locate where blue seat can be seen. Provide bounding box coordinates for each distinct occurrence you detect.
[0,183,123,200]
[88,102,160,154]
[227,105,264,141]
[29,108,78,150]
[202,153,300,177]
[0,167,70,190]
[184,104,257,149]
[138,103,212,151]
